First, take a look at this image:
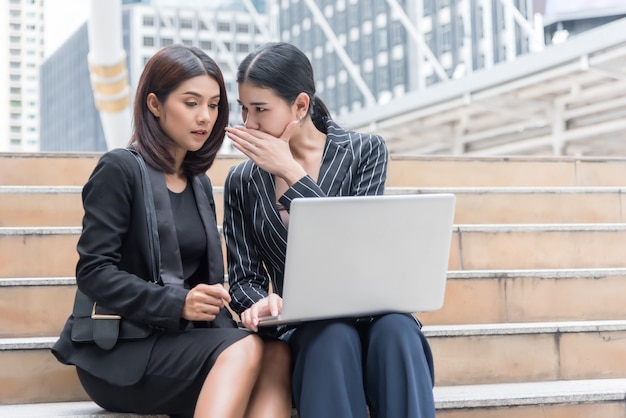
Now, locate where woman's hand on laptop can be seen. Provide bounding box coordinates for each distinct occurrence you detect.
[240,293,283,332]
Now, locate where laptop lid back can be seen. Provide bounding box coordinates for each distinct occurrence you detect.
[263,193,455,325]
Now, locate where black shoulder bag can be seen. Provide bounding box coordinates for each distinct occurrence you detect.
[70,149,160,351]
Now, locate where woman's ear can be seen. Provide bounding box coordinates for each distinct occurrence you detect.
[146,93,161,118]
[294,92,310,120]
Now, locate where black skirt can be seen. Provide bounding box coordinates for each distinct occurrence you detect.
[77,327,251,418]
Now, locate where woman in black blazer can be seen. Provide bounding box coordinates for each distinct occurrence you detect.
[224,42,436,418]
[52,45,291,418]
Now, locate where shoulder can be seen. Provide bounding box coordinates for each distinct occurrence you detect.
[225,158,257,185]
[95,148,139,175]
[85,148,141,192]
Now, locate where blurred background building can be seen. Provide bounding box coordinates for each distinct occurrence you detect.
[1,0,45,152]
[540,0,626,45]
[39,0,270,151]
[277,0,536,120]
[1,0,625,155]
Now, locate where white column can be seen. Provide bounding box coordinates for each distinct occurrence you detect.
[88,0,131,150]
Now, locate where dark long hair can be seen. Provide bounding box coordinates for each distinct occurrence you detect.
[237,42,330,134]
[130,44,229,176]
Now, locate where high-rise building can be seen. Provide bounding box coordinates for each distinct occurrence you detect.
[1,0,45,152]
[275,0,535,119]
[40,0,271,152]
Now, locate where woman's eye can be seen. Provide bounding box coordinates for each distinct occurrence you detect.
[209,103,219,109]
[186,102,198,107]
[256,107,265,112]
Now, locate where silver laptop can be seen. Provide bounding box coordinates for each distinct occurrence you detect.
[258,193,456,326]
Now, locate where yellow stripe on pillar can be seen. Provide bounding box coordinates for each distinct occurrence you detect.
[94,95,130,113]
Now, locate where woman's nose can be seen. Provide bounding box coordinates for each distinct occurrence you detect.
[198,107,211,124]
[244,114,258,129]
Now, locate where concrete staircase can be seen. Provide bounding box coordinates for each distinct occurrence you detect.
[1,152,626,417]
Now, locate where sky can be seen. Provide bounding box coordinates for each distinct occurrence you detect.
[44,0,90,57]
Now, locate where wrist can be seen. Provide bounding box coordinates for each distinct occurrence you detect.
[282,164,307,186]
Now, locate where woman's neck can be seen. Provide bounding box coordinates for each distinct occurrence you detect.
[166,150,187,192]
[289,119,326,162]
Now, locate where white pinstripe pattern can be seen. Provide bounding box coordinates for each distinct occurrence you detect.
[223,120,389,314]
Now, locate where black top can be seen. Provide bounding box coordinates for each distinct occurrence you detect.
[168,182,207,287]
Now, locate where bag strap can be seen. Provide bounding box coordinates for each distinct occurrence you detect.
[126,148,160,284]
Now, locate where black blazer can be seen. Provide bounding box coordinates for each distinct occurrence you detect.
[52,148,232,386]
[223,120,388,315]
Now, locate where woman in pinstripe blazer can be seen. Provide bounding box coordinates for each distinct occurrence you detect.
[224,42,436,418]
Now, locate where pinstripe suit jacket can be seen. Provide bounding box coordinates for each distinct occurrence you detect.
[223,119,388,315]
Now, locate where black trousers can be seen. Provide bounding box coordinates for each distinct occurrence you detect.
[288,313,436,418]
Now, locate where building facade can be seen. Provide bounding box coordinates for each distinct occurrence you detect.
[275,0,534,119]
[39,23,107,152]
[1,0,45,152]
[40,0,271,152]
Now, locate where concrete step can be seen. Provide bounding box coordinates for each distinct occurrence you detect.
[0,187,83,227]
[0,278,74,338]
[2,321,625,404]
[4,269,626,337]
[388,186,626,224]
[449,223,626,270]
[1,378,625,417]
[387,155,626,187]
[4,153,626,188]
[0,228,80,277]
[5,224,626,277]
[6,185,626,227]
[0,153,245,187]
[425,320,626,386]
[435,378,626,418]
[0,337,87,405]
[0,153,100,187]
[421,268,626,325]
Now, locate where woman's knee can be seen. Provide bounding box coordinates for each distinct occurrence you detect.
[219,334,264,368]
[370,313,420,341]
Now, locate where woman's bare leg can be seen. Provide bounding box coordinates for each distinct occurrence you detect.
[194,334,263,418]
[245,340,292,418]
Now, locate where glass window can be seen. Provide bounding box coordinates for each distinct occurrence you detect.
[143,15,154,26]
[143,36,154,47]
[441,24,451,53]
